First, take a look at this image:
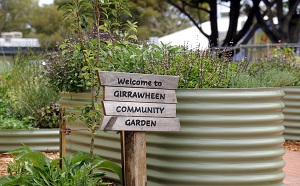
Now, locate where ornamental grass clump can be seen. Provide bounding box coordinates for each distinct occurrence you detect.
[0,52,60,129]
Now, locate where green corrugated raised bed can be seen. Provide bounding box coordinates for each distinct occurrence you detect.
[0,129,60,153]
[62,88,286,186]
[282,86,300,141]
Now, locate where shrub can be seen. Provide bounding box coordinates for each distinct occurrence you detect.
[230,68,298,88]
[45,44,88,93]
[33,101,61,129]
[0,117,34,130]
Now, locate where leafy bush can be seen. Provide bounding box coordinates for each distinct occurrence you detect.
[0,144,122,186]
[0,98,34,130]
[0,99,12,118]
[45,45,88,93]
[33,101,61,129]
[47,40,300,90]
[99,42,299,88]
[0,118,34,130]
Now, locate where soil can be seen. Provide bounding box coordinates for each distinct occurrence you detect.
[1,141,300,182]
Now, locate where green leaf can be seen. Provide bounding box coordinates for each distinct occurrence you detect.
[62,49,69,56]
[57,2,72,12]
[59,43,67,50]
[98,25,108,32]
[23,144,32,153]
[93,159,123,183]
[1,176,26,186]
[92,67,100,71]
[21,151,48,170]
[4,147,26,155]
[81,66,89,71]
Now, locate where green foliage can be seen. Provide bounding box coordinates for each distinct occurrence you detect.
[229,47,300,88]
[45,45,88,93]
[7,53,59,117]
[33,101,61,129]
[0,95,34,130]
[96,43,232,88]
[230,68,298,88]
[0,99,33,130]
[54,0,139,127]
[0,62,11,98]
[0,52,58,128]
[0,144,122,185]
[29,4,66,48]
[0,0,34,35]
[0,118,34,130]
[0,99,11,118]
[128,0,193,39]
[55,0,139,170]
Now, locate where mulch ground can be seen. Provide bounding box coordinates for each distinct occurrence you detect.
[283,141,300,152]
[1,141,300,183]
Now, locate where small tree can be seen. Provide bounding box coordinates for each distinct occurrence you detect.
[58,0,137,167]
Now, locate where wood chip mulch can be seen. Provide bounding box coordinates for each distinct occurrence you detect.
[283,140,300,152]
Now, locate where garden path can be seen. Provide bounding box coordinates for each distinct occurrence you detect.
[283,150,300,186]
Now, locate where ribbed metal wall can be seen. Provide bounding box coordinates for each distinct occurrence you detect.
[60,92,122,181]
[147,88,285,186]
[0,129,59,153]
[282,86,300,141]
[61,88,286,186]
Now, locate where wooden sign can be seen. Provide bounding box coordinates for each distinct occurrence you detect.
[103,101,176,118]
[103,86,177,103]
[98,71,180,132]
[99,71,179,89]
[98,71,181,186]
[101,116,180,131]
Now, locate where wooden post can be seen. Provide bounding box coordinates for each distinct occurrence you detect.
[123,131,147,186]
[59,108,67,169]
[60,118,66,158]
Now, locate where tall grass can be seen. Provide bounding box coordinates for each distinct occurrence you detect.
[2,52,59,126]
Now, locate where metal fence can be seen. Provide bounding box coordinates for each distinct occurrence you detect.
[217,43,300,62]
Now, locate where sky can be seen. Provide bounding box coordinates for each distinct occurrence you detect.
[38,0,54,6]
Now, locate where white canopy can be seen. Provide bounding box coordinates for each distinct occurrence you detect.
[158,16,247,49]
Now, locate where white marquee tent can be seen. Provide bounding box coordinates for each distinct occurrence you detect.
[157,16,248,49]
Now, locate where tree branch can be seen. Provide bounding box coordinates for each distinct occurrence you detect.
[253,0,279,42]
[167,1,210,38]
[235,8,255,44]
[222,0,240,46]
